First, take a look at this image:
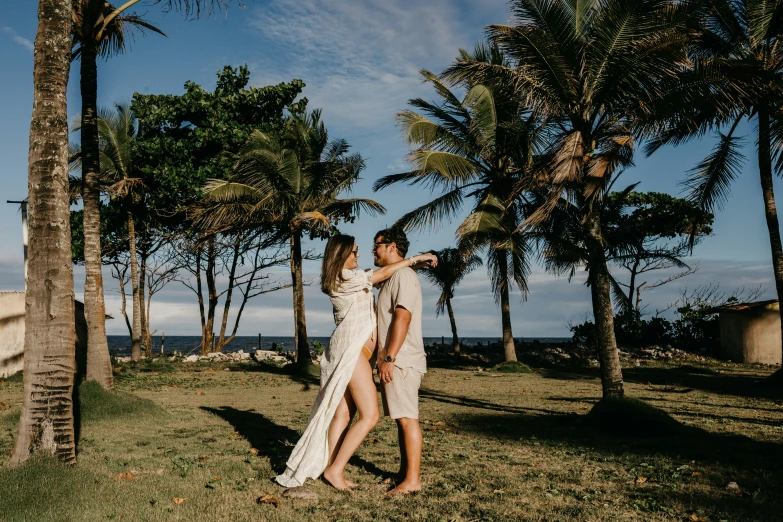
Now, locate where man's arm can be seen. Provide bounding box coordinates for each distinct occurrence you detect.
[378,305,411,384]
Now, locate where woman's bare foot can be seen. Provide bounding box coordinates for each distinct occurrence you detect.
[385,479,421,496]
[323,467,352,491]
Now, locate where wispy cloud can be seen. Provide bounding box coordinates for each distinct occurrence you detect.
[247,0,508,132]
[1,26,33,53]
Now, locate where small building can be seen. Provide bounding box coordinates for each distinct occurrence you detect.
[713,299,782,365]
[0,291,88,378]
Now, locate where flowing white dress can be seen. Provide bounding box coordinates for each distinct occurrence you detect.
[275,268,376,487]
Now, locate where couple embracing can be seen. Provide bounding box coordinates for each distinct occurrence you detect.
[275,227,437,495]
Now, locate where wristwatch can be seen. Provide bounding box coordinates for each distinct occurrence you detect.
[384,355,396,363]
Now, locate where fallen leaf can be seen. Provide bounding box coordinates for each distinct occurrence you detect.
[198,456,209,462]
[367,438,379,443]
[689,515,707,522]
[172,498,186,505]
[195,390,205,395]
[232,431,240,440]
[635,476,648,484]
[257,494,280,507]
[692,471,702,477]
[433,421,446,426]
[250,448,259,456]
[493,489,505,494]
[115,472,135,481]
[212,477,222,481]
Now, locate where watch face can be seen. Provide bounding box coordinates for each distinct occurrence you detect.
[384,356,393,363]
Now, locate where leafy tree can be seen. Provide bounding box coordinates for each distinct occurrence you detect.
[444,0,692,398]
[12,0,77,467]
[375,50,541,362]
[202,109,385,365]
[420,248,482,356]
[646,0,783,374]
[132,66,307,353]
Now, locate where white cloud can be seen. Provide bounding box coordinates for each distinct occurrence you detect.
[1,27,33,53]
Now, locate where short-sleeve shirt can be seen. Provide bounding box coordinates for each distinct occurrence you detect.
[376,267,426,373]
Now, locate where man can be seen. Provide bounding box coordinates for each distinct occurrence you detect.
[372,226,427,495]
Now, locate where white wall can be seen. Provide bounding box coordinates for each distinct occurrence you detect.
[0,292,25,378]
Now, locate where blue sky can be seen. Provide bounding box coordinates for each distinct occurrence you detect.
[0,0,777,338]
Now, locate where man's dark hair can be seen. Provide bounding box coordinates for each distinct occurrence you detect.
[374,226,409,257]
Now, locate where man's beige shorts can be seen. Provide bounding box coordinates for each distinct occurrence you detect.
[381,366,423,419]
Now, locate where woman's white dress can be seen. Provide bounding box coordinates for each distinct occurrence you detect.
[275,268,376,487]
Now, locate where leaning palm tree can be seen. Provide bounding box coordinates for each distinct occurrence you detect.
[375,47,540,362]
[202,109,385,366]
[443,0,691,398]
[421,248,482,356]
[12,0,77,467]
[71,0,164,386]
[644,0,783,378]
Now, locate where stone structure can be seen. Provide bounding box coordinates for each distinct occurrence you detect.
[715,299,782,365]
[0,291,88,378]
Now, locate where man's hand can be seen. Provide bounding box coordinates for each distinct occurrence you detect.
[378,360,394,384]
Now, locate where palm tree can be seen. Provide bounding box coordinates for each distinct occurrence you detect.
[202,109,385,366]
[645,0,783,376]
[421,248,482,356]
[375,48,540,362]
[11,0,77,466]
[71,104,147,365]
[443,0,691,398]
[71,0,164,384]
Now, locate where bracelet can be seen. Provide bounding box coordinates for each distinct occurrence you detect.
[409,257,416,267]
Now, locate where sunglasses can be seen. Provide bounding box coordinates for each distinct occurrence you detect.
[372,241,391,251]
[351,247,359,256]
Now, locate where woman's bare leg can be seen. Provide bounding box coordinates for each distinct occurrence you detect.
[323,355,380,490]
[327,392,357,487]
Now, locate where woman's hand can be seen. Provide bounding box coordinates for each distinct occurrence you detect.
[409,253,438,268]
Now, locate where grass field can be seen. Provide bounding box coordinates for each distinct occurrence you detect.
[0,357,781,521]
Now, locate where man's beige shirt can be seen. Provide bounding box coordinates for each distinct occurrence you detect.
[376,267,427,373]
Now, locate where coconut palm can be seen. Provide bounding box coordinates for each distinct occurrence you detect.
[644,0,783,374]
[443,0,691,398]
[11,0,77,466]
[202,109,385,366]
[421,248,483,356]
[71,0,164,385]
[375,46,540,362]
[71,104,147,366]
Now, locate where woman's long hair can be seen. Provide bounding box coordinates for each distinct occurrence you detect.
[321,234,356,295]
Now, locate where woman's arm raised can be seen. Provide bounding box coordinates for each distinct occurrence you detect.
[369,253,438,285]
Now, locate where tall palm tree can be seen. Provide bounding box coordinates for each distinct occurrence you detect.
[443,0,691,398]
[202,110,385,366]
[421,248,482,356]
[375,48,540,362]
[71,104,147,365]
[12,0,77,467]
[645,0,783,375]
[71,0,164,385]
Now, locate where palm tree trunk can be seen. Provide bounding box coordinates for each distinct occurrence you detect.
[291,232,310,366]
[139,250,148,355]
[78,6,114,390]
[11,0,76,466]
[445,296,461,356]
[584,208,625,399]
[205,238,218,353]
[495,250,517,362]
[216,236,241,352]
[128,211,142,361]
[757,103,783,374]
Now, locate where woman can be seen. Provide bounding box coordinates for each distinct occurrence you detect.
[275,234,436,490]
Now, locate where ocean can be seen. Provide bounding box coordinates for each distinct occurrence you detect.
[107,335,571,356]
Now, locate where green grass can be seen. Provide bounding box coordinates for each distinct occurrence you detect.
[78,380,164,424]
[0,359,780,521]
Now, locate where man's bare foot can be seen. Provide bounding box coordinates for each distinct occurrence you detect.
[385,480,421,496]
[323,468,352,491]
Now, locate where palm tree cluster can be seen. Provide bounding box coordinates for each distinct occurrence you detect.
[377,0,783,398]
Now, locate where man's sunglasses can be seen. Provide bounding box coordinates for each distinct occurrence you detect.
[372,241,391,251]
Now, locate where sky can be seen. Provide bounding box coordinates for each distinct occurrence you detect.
[0,0,778,339]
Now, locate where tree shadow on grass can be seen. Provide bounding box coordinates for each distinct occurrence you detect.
[539,364,783,400]
[453,409,781,520]
[200,406,388,479]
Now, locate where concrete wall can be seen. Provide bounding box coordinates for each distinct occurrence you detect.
[0,292,25,378]
[719,302,782,365]
[0,292,89,378]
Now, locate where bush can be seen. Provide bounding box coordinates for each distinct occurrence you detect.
[493,361,534,373]
[312,340,324,357]
[77,381,163,424]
